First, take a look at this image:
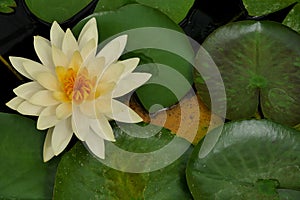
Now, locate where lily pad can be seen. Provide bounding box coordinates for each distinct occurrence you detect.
[186,119,300,200]
[243,0,300,33]
[0,0,16,13]
[53,123,192,199]
[0,113,59,199]
[194,20,300,126]
[73,4,194,112]
[24,0,92,22]
[94,0,194,23]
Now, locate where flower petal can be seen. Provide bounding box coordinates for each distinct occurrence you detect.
[83,131,105,159]
[50,21,65,49]
[86,56,105,76]
[29,90,59,106]
[62,29,79,60]
[6,97,24,110]
[23,60,50,80]
[90,115,115,141]
[37,106,59,130]
[96,35,127,66]
[13,82,43,100]
[36,72,60,91]
[72,106,90,141]
[34,36,55,69]
[56,103,72,120]
[95,96,112,114]
[107,99,143,123]
[99,62,124,83]
[51,118,73,156]
[80,39,97,61]
[78,17,98,50]
[52,46,68,67]
[17,101,43,116]
[9,57,33,80]
[113,73,151,98]
[118,58,140,76]
[43,128,55,162]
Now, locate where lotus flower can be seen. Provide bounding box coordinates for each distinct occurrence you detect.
[6,18,151,162]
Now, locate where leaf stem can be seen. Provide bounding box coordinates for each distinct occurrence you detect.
[0,55,24,81]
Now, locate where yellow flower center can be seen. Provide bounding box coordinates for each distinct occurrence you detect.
[55,66,96,104]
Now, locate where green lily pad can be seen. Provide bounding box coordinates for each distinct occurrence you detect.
[94,0,194,23]
[243,0,300,33]
[283,3,300,33]
[53,123,192,199]
[186,119,300,200]
[0,113,59,199]
[73,4,194,112]
[24,0,92,22]
[0,0,16,13]
[194,20,300,126]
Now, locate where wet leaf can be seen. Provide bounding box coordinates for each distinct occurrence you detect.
[186,119,300,199]
[194,20,300,126]
[53,123,192,199]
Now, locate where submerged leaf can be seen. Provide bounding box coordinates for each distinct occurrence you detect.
[0,0,16,13]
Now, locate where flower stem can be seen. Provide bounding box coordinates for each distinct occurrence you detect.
[0,55,24,81]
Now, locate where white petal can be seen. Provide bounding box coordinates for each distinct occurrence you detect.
[17,101,43,116]
[36,72,60,91]
[51,118,73,155]
[80,39,97,61]
[96,35,127,66]
[107,99,142,123]
[34,36,55,69]
[13,82,43,100]
[99,62,124,83]
[95,96,112,114]
[84,131,105,159]
[56,103,72,120]
[62,29,79,60]
[52,46,68,67]
[29,90,59,106]
[79,101,96,117]
[37,106,59,130]
[50,21,65,49]
[78,17,98,50]
[90,115,115,141]
[118,58,140,76]
[72,106,90,141]
[9,57,33,80]
[6,97,24,110]
[113,73,151,98]
[23,60,50,80]
[86,56,105,77]
[43,128,55,162]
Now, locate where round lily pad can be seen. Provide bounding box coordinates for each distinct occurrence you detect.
[194,20,300,126]
[73,4,194,112]
[53,122,193,199]
[186,119,300,199]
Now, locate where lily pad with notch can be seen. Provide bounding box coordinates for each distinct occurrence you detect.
[186,119,300,200]
[194,20,300,126]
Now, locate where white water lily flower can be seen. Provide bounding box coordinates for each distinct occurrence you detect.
[6,18,151,162]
